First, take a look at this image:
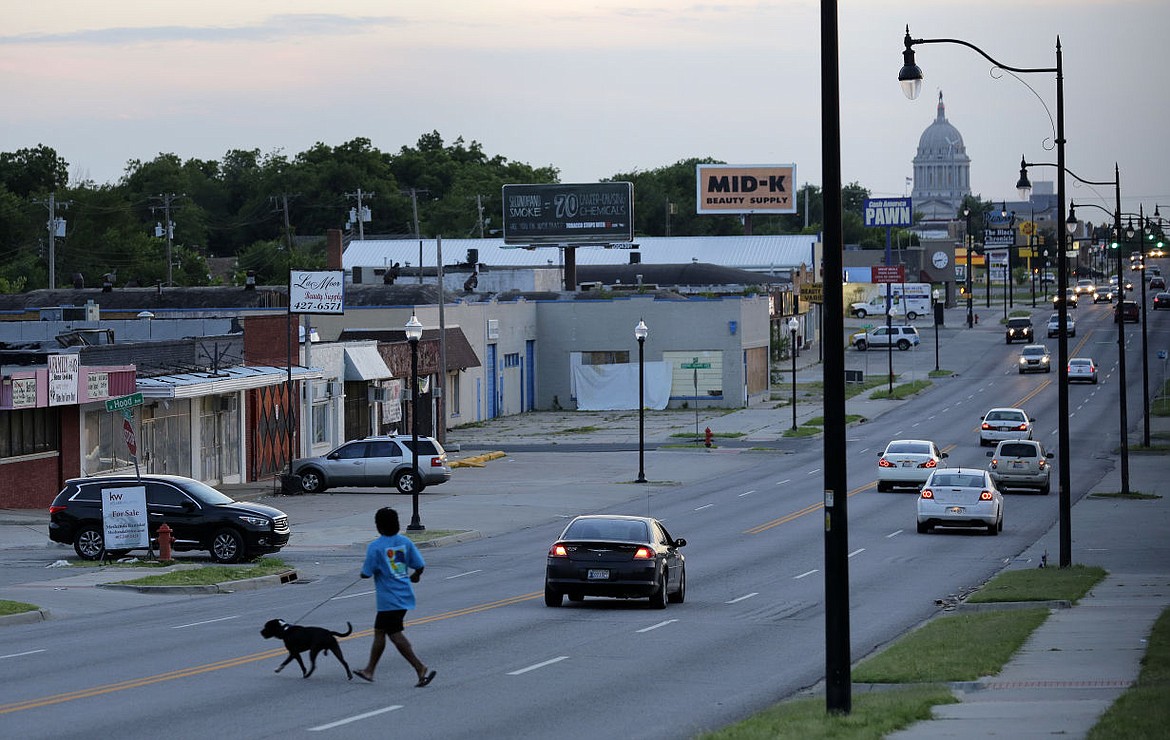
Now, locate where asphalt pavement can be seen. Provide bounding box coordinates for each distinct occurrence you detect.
[2,301,1168,739]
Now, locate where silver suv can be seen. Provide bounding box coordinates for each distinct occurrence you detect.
[986,439,1053,495]
[291,436,452,494]
[852,325,920,351]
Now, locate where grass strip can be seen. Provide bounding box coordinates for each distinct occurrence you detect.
[1088,606,1170,739]
[870,380,932,400]
[966,564,1105,604]
[0,599,39,616]
[115,557,291,586]
[699,684,956,740]
[852,609,1049,683]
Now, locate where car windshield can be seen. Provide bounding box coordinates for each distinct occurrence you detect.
[998,443,1037,458]
[930,473,986,488]
[1070,359,1091,367]
[1022,347,1046,357]
[565,518,649,542]
[176,479,237,505]
[986,410,1024,422]
[887,442,931,455]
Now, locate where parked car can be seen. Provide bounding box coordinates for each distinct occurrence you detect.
[48,474,290,562]
[876,439,947,492]
[291,435,452,494]
[1017,344,1051,374]
[1153,292,1170,311]
[1150,276,1167,291]
[1047,312,1076,338]
[851,325,921,351]
[1115,300,1140,323]
[1004,317,1034,344]
[1067,357,1099,384]
[979,407,1034,446]
[987,439,1053,495]
[544,514,686,608]
[916,468,1004,535]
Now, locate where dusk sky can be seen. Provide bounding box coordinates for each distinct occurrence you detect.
[3,1,1167,220]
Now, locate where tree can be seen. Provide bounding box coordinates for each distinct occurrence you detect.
[0,145,69,197]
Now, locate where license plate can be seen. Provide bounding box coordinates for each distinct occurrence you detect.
[587,569,610,580]
[1012,461,1025,468]
[948,506,965,514]
[901,461,913,467]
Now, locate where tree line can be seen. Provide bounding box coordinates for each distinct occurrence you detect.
[0,133,988,293]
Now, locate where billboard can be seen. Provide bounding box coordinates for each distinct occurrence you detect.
[502,182,633,244]
[289,270,345,315]
[863,197,913,227]
[695,164,797,215]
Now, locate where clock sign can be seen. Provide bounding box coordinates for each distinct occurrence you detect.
[932,251,949,269]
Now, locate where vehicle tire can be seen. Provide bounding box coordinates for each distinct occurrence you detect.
[987,519,1000,536]
[210,528,245,563]
[854,309,868,319]
[855,340,868,351]
[877,480,890,492]
[395,469,425,495]
[1045,366,1051,373]
[907,311,918,321]
[568,593,584,602]
[74,525,106,561]
[1040,482,1051,495]
[544,584,563,607]
[668,566,686,604]
[1006,337,1012,344]
[298,469,326,494]
[916,521,929,534]
[897,339,911,351]
[1092,377,1098,385]
[650,571,668,609]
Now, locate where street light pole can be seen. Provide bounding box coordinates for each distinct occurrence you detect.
[903,26,1072,567]
[932,289,940,371]
[1138,210,1151,448]
[788,316,799,430]
[404,313,425,531]
[635,319,648,483]
[963,206,974,328]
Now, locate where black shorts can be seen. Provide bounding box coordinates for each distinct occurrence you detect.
[374,609,407,635]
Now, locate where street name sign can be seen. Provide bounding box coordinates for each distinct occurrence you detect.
[105,392,144,413]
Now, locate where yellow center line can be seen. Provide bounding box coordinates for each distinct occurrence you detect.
[0,591,542,715]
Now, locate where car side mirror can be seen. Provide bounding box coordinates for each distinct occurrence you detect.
[986,450,994,457]
[939,452,948,459]
[1046,452,1055,459]
[327,452,339,460]
[674,538,687,548]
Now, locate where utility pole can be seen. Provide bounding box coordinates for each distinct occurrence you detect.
[404,187,430,284]
[150,193,182,286]
[271,193,299,255]
[345,189,374,240]
[475,194,486,238]
[35,192,70,289]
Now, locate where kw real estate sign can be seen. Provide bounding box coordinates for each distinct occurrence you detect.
[102,485,149,551]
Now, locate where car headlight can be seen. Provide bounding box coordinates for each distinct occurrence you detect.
[1018,357,1028,365]
[1040,357,1049,364]
[238,515,272,529]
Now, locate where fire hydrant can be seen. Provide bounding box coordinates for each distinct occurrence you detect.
[157,522,173,561]
[704,427,713,448]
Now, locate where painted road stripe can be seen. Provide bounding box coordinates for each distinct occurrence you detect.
[1,650,45,660]
[794,570,818,580]
[508,656,569,676]
[309,705,403,732]
[725,593,758,604]
[637,620,678,633]
[172,615,240,629]
[446,570,482,580]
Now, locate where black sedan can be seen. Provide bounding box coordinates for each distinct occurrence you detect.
[1154,292,1170,311]
[545,515,686,608]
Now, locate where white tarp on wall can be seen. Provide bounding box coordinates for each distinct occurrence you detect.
[572,362,672,411]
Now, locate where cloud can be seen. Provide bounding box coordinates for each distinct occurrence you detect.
[0,13,405,46]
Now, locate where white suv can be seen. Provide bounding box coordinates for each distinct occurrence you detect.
[291,435,452,494]
[987,439,1053,495]
[852,326,921,351]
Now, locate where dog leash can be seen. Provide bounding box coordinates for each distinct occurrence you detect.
[293,575,364,624]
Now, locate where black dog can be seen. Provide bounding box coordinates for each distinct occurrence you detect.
[260,618,354,680]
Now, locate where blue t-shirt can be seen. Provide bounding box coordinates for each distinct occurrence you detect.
[362,534,425,611]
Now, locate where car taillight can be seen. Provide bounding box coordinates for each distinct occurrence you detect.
[989,458,999,469]
[549,544,568,558]
[878,458,895,468]
[49,505,66,515]
[429,456,444,467]
[920,489,934,499]
[633,547,654,559]
[981,422,992,430]
[980,490,994,501]
[1014,423,1028,431]
[1038,459,1047,470]
[919,459,938,469]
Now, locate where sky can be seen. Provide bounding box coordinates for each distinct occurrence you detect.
[3,1,1167,222]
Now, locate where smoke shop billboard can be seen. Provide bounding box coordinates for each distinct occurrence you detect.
[695,164,797,215]
[502,182,634,244]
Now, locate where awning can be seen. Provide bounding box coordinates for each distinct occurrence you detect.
[137,365,324,399]
[344,345,393,381]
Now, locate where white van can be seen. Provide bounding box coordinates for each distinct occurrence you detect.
[850,283,933,321]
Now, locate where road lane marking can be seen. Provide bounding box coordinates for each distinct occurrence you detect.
[794,570,818,580]
[887,530,904,538]
[694,504,714,511]
[508,656,569,675]
[807,468,821,475]
[637,620,679,633]
[172,615,241,629]
[309,705,403,732]
[333,589,375,601]
[1,650,45,660]
[775,479,791,486]
[738,490,756,497]
[725,593,758,604]
[848,549,866,558]
[446,570,483,580]
[745,481,871,534]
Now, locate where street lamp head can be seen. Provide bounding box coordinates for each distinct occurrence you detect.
[1065,204,1079,235]
[1016,156,1033,201]
[404,313,423,343]
[787,316,799,333]
[1126,218,1135,239]
[932,288,940,300]
[898,27,924,99]
[1000,202,1009,219]
[634,318,649,342]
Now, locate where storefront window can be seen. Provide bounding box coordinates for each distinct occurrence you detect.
[1,408,60,459]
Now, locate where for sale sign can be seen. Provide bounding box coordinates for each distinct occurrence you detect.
[102,485,149,551]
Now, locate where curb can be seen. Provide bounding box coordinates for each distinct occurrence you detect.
[450,451,507,468]
[97,569,300,594]
[952,599,1072,613]
[0,608,50,627]
[417,530,482,549]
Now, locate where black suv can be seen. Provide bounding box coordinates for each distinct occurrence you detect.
[1005,317,1034,344]
[49,475,290,563]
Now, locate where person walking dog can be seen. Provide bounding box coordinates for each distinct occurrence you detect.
[354,507,436,687]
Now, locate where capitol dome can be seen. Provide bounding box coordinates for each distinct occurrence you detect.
[911,92,971,220]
